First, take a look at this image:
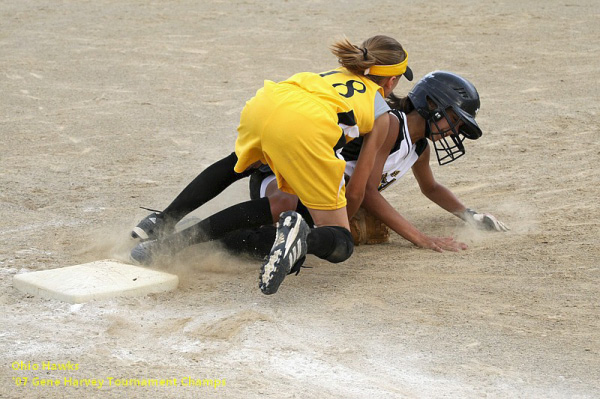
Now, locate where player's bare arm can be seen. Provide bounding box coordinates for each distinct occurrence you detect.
[412,145,509,232]
[345,113,390,218]
[411,145,467,214]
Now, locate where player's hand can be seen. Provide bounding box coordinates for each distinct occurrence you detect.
[465,209,509,232]
[416,235,468,253]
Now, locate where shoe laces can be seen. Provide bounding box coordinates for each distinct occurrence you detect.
[139,206,163,214]
[289,256,311,276]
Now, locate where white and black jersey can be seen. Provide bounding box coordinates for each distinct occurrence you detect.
[340,109,428,191]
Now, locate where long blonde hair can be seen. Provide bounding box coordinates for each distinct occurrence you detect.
[330,35,407,83]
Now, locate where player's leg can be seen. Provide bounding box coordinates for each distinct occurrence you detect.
[134,182,312,263]
[305,208,354,263]
[264,179,299,222]
[218,206,354,264]
[130,197,275,265]
[131,152,255,241]
[131,170,314,264]
[250,167,314,225]
[258,207,354,294]
[219,225,277,259]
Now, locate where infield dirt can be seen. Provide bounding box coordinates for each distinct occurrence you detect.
[1,1,599,398]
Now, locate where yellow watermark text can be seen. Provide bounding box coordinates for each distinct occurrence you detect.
[10,361,226,390]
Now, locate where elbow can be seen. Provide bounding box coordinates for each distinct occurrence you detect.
[419,187,432,198]
[346,191,362,205]
[345,189,364,208]
[419,183,438,198]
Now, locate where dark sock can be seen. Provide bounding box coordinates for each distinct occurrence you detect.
[162,152,253,222]
[159,197,274,251]
[219,225,276,259]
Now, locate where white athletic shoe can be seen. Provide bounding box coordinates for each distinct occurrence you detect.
[259,211,309,295]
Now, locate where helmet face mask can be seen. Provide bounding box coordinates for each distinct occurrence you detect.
[427,104,467,165]
[408,71,482,165]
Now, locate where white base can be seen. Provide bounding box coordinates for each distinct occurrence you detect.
[13,259,178,303]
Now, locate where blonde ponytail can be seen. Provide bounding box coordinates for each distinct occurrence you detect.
[330,35,408,82]
[330,37,376,75]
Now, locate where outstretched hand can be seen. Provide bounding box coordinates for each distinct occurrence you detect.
[465,209,510,232]
[417,236,468,253]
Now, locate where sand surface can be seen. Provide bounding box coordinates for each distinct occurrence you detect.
[1,0,599,397]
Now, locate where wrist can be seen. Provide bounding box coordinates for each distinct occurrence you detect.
[458,208,476,221]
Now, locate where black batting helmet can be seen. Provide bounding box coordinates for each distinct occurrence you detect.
[408,71,482,165]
